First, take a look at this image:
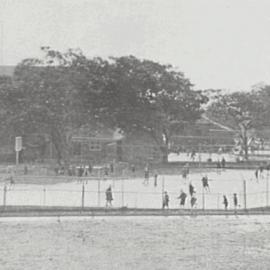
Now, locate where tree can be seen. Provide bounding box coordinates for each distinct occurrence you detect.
[207,91,263,160]
[0,48,110,166]
[0,49,207,165]
[96,56,208,162]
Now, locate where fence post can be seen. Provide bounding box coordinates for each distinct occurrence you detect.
[162,176,165,208]
[121,178,124,207]
[43,188,46,206]
[3,185,7,207]
[266,171,269,207]
[243,180,247,210]
[81,184,85,209]
[135,192,138,208]
[98,175,101,207]
[202,189,205,210]
[198,144,202,168]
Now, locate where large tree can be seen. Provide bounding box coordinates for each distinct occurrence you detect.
[0,48,207,165]
[0,48,111,165]
[95,56,208,162]
[207,91,263,159]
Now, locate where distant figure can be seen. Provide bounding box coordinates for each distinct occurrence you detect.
[182,163,189,179]
[255,169,259,181]
[88,163,92,175]
[259,165,264,178]
[191,150,196,161]
[7,174,15,186]
[216,161,222,174]
[189,183,195,197]
[182,169,187,179]
[154,173,158,187]
[104,166,109,176]
[105,186,113,207]
[83,165,88,176]
[68,166,73,176]
[78,166,84,177]
[110,163,114,174]
[190,196,197,208]
[202,175,210,192]
[233,193,238,210]
[178,190,187,207]
[221,157,226,169]
[131,164,135,173]
[24,165,28,175]
[218,147,223,155]
[223,195,228,210]
[162,191,169,209]
[143,165,149,185]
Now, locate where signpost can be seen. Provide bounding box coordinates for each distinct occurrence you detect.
[15,136,22,166]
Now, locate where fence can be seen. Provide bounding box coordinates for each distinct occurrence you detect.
[0,175,269,210]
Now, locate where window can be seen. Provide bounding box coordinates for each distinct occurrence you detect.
[89,141,101,151]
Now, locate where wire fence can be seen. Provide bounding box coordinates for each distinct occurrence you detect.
[0,176,269,210]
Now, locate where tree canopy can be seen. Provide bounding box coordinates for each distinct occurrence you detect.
[0,47,208,164]
[206,90,265,159]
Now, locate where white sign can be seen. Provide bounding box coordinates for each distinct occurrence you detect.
[15,136,22,152]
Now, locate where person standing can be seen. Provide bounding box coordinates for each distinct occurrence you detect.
[216,161,222,174]
[154,173,158,187]
[143,165,149,185]
[189,182,195,197]
[233,193,238,210]
[178,190,187,207]
[162,191,169,209]
[255,169,259,181]
[202,175,210,192]
[191,150,196,161]
[105,186,113,207]
[88,163,92,175]
[110,163,114,174]
[190,195,197,208]
[131,164,135,173]
[223,195,228,210]
[221,157,226,169]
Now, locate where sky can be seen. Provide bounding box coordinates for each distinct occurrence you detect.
[1,0,270,91]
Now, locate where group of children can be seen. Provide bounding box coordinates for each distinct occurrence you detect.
[104,161,243,210]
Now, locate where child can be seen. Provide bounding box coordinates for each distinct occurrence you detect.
[233,193,238,211]
[154,173,158,187]
[202,175,210,192]
[143,165,149,185]
[178,190,187,207]
[105,186,113,207]
[162,191,169,209]
[223,195,228,210]
[190,196,197,208]
[189,183,195,197]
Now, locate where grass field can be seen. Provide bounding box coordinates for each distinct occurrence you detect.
[1,216,270,269]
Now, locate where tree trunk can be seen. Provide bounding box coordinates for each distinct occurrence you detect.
[160,145,169,163]
[51,128,72,170]
[116,140,123,162]
[241,128,249,160]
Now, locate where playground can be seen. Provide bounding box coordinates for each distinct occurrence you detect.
[0,167,269,210]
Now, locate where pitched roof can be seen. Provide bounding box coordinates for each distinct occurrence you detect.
[201,115,235,132]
